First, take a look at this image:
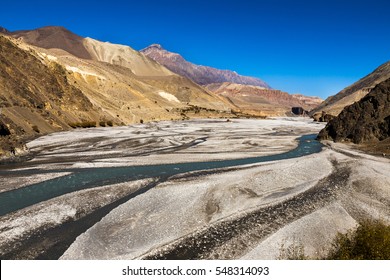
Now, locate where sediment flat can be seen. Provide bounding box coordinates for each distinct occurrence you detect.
[1,118,389,259]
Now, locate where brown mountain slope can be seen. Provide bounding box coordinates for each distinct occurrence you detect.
[0,33,234,158]
[205,83,323,117]
[11,26,92,60]
[291,94,323,108]
[317,77,390,154]
[0,35,105,156]
[8,26,173,77]
[141,44,271,88]
[1,26,233,118]
[7,26,322,119]
[311,61,390,118]
[53,50,232,123]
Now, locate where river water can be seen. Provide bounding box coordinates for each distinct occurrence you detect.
[0,134,322,216]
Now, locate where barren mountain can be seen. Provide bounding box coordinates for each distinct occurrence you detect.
[7,26,173,77]
[83,38,174,77]
[0,35,100,156]
[206,83,323,117]
[11,26,92,60]
[0,30,233,158]
[141,44,323,116]
[318,77,390,155]
[311,61,390,118]
[141,44,271,88]
[0,25,324,158]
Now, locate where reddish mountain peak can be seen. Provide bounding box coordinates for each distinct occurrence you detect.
[145,43,164,50]
[141,44,181,57]
[141,44,271,88]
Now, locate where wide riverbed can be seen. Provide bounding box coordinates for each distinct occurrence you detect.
[1,118,389,260]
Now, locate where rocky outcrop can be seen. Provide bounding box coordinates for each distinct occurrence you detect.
[312,112,335,122]
[141,44,271,88]
[317,78,390,144]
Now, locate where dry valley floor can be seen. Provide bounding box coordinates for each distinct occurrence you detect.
[0,118,389,259]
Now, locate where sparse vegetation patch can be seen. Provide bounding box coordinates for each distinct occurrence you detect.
[328,220,390,260]
[68,121,97,128]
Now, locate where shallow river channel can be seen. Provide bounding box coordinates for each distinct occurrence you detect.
[0,134,322,216]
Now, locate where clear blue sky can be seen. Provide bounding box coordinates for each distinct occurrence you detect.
[1,0,390,99]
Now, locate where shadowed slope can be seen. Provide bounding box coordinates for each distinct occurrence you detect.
[318,78,390,144]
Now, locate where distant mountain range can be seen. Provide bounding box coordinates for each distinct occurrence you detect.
[141,43,322,114]
[0,26,232,157]
[2,25,385,158]
[0,25,322,157]
[141,44,271,88]
[205,82,323,117]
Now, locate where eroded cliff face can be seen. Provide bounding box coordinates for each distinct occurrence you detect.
[317,78,390,146]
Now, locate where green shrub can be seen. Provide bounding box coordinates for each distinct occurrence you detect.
[68,122,78,128]
[99,121,106,127]
[83,121,96,128]
[0,123,11,136]
[328,220,390,260]
[68,121,96,128]
[106,120,113,127]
